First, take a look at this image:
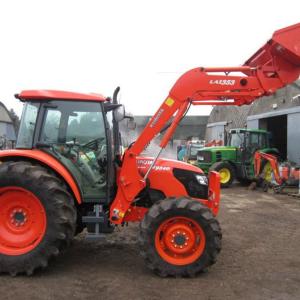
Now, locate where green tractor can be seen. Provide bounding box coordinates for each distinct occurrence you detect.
[196,128,280,187]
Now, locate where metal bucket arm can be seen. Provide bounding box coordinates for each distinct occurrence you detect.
[244,23,300,88]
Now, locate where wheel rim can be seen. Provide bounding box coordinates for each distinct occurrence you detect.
[155,216,206,266]
[262,162,273,182]
[0,186,47,256]
[219,168,231,184]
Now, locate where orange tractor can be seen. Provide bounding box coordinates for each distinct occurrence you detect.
[0,23,300,277]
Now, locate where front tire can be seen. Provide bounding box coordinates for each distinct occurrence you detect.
[139,197,222,277]
[0,161,76,276]
[210,161,235,188]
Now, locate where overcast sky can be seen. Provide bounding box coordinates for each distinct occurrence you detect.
[0,0,299,116]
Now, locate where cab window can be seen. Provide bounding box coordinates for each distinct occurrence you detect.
[16,102,40,148]
[39,101,108,199]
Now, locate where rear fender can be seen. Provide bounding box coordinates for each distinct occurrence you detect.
[0,149,82,204]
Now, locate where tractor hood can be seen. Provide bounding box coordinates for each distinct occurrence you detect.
[199,146,237,153]
[136,156,204,175]
[197,146,237,165]
[135,156,211,203]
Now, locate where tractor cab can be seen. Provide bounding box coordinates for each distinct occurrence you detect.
[15,90,125,203]
[228,128,271,161]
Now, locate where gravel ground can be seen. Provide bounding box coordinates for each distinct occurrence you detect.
[1,185,300,300]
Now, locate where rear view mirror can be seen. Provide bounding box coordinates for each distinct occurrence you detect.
[113,105,125,122]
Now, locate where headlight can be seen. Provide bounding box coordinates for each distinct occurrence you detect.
[195,174,208,185]
[197,155,204,161]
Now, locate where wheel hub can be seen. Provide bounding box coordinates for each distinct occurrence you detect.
[0,186,47,256]
[219,168,230,183]
[10,209,27,227]
[174,234,186,246]
[155,216,206,266]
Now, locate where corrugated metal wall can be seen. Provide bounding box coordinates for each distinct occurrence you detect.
[287,113,300,163]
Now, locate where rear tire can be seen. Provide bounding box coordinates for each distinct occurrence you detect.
[139,197,222,277]
[0,161,76,276]
[210,162,235,188]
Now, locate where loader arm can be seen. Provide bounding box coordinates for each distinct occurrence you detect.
[110,23,300,223]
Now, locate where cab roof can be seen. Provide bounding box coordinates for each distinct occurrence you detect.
[229,128,269,134]
[16,90,107,102]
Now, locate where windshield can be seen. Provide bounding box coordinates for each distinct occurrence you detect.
[190,145,204,156]
[40,101,105,144]
[246,132,269,149]
[229,133,244,147]
[16,102,40,148]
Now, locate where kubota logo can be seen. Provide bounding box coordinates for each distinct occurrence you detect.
[149,108,164,128]
[209,79,235,86]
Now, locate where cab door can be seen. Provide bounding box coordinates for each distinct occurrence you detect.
[37,100,110,202]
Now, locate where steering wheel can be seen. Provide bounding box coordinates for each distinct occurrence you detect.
[82,137,105,150]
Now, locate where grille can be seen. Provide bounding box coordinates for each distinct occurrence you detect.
[173,168,208,199]
[216,151,222,161]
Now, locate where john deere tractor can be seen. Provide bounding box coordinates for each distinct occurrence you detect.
[196,129,280,187]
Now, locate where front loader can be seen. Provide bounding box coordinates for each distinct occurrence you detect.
[0,23,300,277]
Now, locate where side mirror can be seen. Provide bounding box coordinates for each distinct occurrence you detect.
[127,118,136,130]
[113,105,125,122]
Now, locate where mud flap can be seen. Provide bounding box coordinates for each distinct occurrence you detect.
[208,171,221,216]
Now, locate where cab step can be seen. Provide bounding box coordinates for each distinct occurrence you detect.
[85,233,106,241]
[82,204,114,240]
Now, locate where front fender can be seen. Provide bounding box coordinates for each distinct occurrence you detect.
[0,149,82,204]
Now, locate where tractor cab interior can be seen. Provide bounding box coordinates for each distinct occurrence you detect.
[229,130,269,150]
[228,129,271,163]
[17,100,112,201]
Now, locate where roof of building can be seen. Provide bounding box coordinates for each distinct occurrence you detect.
[17,90,107,102]
[207,105,251,129]
[207,79,300,127]
[248,80,300,116]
